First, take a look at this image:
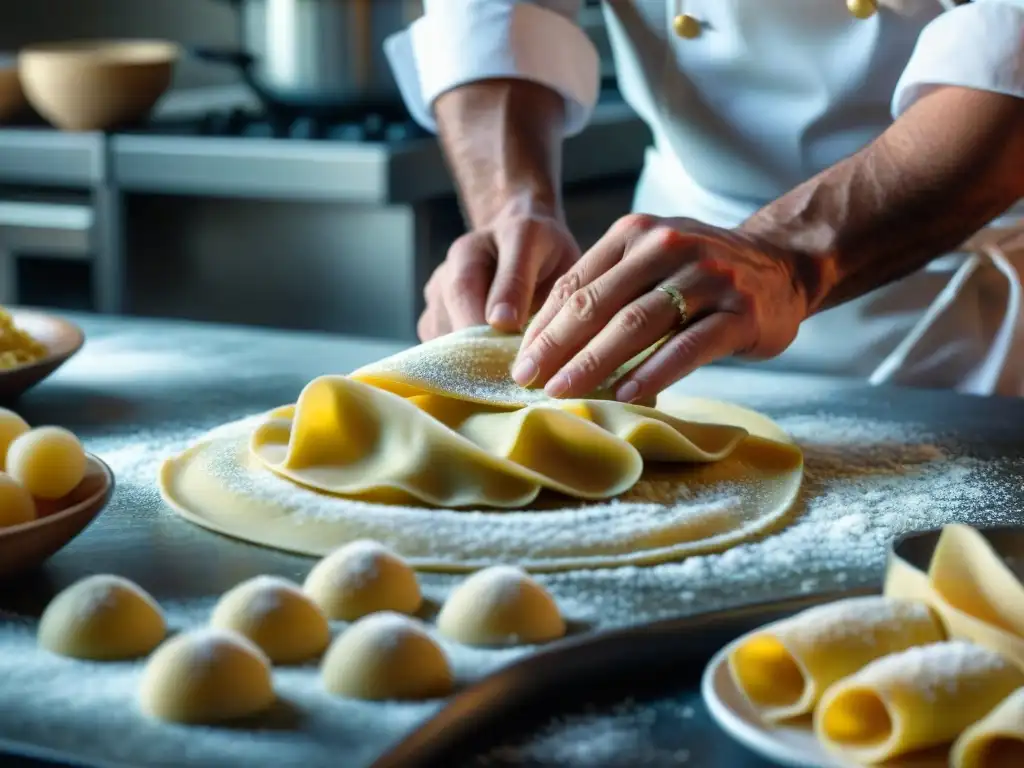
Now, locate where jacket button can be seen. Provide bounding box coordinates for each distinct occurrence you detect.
[672,13,702,39]
[846,0,878,19]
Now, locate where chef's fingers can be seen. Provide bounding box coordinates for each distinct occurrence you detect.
[442,233,497,331]
[515,243,694,395]
[486,221,556,333]
[517,219,716,391]
[519,213,654,355]
[613,311,751,402]
[536,267,718,398]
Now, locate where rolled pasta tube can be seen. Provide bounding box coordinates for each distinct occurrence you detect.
[952,687,1024,768]
[815,641,1024,765]
[727,596,944,722]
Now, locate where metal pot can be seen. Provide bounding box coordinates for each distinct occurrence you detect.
[195,0,421,114]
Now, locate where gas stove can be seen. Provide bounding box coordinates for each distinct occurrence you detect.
[131,105,431,144]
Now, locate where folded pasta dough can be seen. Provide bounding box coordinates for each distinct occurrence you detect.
[348,325,659,408]
[815,641,1024,764]
[952,686,1024,768]
[250,361,749,508]
[159,323,804,568]
[728,596,944,722]
[924,525,1024,668]
[882,553,934,605]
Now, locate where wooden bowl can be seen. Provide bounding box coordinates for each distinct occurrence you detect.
[0,54,26,123]
[0,309,84,403]
[18,39,178,131]
[0,453,114,578]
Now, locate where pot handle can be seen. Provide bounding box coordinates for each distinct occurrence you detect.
[189,46,255,71]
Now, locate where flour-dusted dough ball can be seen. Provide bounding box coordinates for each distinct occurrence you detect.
[139,628,275,724]
[38,574,166,660]
[210,575,330,664]
[437,565,565,647]
[0,471,35,528]
[322,612,453,701]
[303,539,421,621]
[0,408,29,470]
[7,426,87,500]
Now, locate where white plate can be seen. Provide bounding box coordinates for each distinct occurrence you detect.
[701,636,947,768]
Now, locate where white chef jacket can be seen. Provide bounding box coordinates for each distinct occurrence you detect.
[385,1,1024,396]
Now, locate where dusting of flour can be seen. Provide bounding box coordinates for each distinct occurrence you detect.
[3,357,1019,768]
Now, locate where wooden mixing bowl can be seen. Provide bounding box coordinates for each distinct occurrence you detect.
[0,55,27,123]
[0,454,114,578]
[18,39,178,131]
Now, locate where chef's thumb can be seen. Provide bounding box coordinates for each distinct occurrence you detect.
[486,228,546,333]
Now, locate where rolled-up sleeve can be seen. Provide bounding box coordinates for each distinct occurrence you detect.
[892,0,1024,117]
[384,0,600,136]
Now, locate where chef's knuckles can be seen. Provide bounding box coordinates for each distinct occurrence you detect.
[519,219,805,393]
[551,270,582,308]
[567,281,601,322]
[618,300,660,336]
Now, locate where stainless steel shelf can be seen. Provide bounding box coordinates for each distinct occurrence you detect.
[112,99,649,204]
[0,129,106,187]
[112,135,397,202]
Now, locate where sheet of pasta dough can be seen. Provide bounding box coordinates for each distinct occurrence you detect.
[160,327,803,572]
[885,524,1024,668]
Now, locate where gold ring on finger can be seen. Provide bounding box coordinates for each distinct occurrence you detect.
[656,284,689,327]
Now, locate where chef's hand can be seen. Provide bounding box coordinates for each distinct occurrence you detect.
[418,205,580,341]
[511,214,816,402]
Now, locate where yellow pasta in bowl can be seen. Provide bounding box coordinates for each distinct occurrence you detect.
[0,307,48,369]
[0,308,83,400]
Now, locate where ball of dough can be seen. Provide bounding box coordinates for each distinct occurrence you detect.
[437,565,565,647]
[7,426,87,500]
[322,612,452,701]
[0,471,35,528]
[0,408,29,470]
[139,628,275,724]
[210,575,330,664]
[38,574,166,660]
[303,539,421,621]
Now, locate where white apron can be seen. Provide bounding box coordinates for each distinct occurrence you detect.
[614,0,1024,397]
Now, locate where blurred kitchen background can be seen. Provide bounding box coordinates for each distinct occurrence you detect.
[0,0,650,340]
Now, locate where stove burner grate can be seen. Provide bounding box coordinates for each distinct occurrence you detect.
[138,106,429,143]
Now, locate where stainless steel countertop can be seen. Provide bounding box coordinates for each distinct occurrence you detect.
[3,311,1022,767]
[0,94,650,204]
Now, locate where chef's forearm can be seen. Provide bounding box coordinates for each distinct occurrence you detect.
[740,86,1024,313]
[434,79,567,229]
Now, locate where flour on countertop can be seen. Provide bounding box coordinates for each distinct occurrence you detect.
[473,697,707,767]
[1,400,1019,767]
